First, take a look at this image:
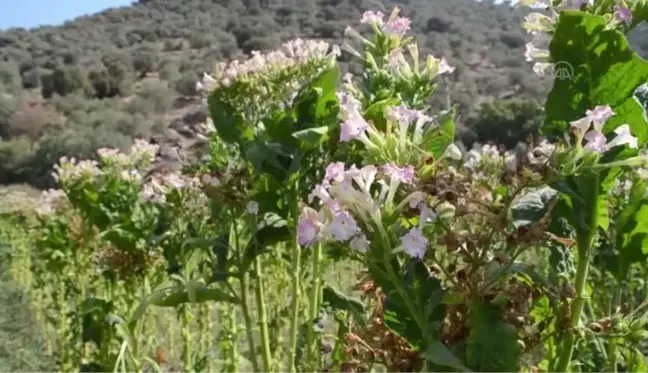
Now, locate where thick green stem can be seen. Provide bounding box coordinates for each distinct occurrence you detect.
[605,338,618,373]
[254,255,272,372]
[306,242,323,369]
[226,304,239,373]
[239,274,260,372]
[554,175,599,372]
[182,304,193,373]
[287,184,302,373]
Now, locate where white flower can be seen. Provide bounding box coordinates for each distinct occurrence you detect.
[442,143,462,160]
[246,201,259,215]
[350,234,370,252]
[504,152,517,172]
[328,210,360,242]
[606,124,638,150]
[401,228,428,259]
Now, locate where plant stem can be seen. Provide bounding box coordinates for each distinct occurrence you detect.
[253,254,272,372]
[554,174,600,373]
[182,304,193,373]
[239,273,260,372]
[287,183,302,373]
[605,338,618,373]
[226,303,239,373]
[306,242,323,369]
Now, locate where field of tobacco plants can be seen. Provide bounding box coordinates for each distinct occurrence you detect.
[2,0,648,372]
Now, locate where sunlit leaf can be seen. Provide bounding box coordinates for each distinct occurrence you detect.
[466,299,519,372]
[545,11,648,154]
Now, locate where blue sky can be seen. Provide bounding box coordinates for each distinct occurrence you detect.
[0,0,133,30]
[0,0,519,31]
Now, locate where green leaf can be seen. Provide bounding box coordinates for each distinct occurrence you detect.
[466,299,520,372]
[629,1,648,29]
[292,126,329,149]
[239,213,291,274]
[626,347,648,372]
[293,64,340,130]
[545,11,648,150]
[321,284,366,322]
[615,179,648,278]
[509,187,558,229]
[80,297,113,347]
[422,105,457,159]
[244,141,293,181]
[423,341,472,372]
[208,95,242,144]
[363,97,400,132]
[210,232,231,282]
[381,260,445,350]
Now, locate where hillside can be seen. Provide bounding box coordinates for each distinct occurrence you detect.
[1,0,647,188]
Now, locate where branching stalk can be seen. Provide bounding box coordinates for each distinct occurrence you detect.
[253,254,272,372]
[554,174,600,372]
[287,183,302,373]
[306,242,323,369]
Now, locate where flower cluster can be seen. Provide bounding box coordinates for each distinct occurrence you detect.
[140,172,201,205]
[570,105,638,153]
[52,157,102,185]
[299,161,434,259]
[196,38,339,93]
[344,8,455,83]
[452,144,518,178]
[36,188,69,216]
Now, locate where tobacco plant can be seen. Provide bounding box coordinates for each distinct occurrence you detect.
[8,1,648,372]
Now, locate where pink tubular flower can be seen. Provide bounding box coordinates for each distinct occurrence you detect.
[382,17,411,37]
[570,105,615,134]
[325,162,346,182]
[298,208,322,247]
[329,210,359,242]
[383,163,415,184]
[438,57,455,75]
[340,113,369,142]
[387,104,420,124]
[401,228,428,259]
[614,5,632,25]
[360,10,385,25]
[584,130,608,152]
[337,91,362,119]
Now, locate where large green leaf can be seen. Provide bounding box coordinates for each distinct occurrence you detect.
[615,179,648,278]
[292,126,330,149]
[422,106,457,159]
[466,300,520,372]
[509,187,558,229]
[629,0,648,28]
[544,11,648,149]
[208,95,242,144]
[239,213,291,275]
[210,232,232,282]
[80,297,113,347]
[321,284,366,323]
[293,64,340,131]
[381,260,446,350]
[423,341,472,372]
